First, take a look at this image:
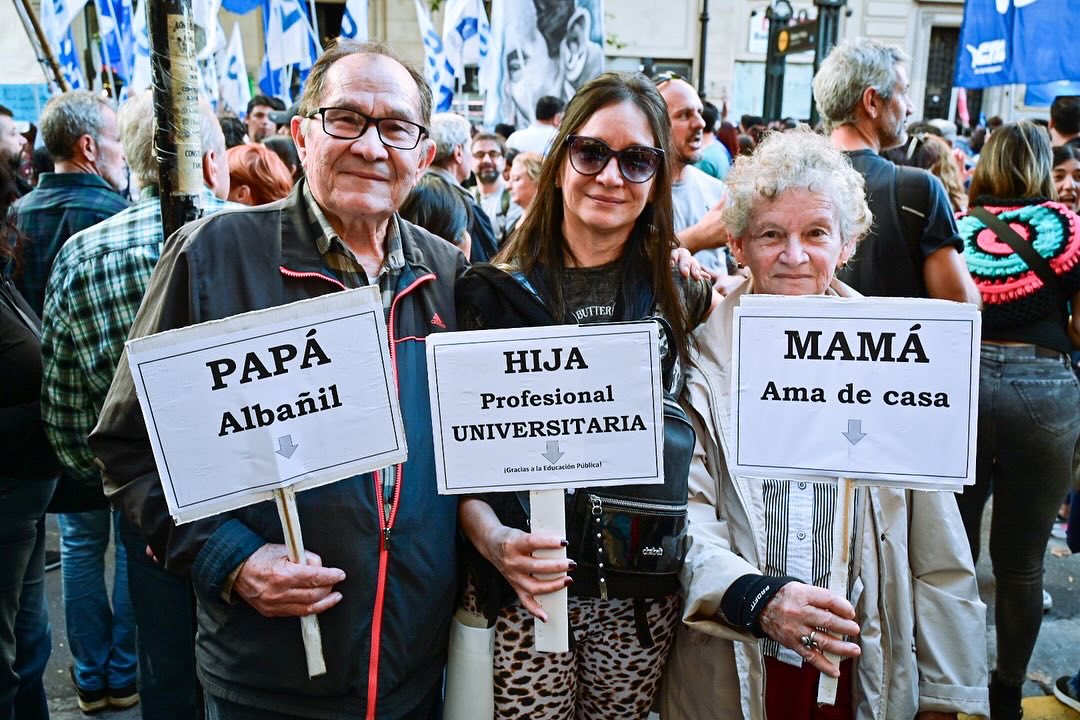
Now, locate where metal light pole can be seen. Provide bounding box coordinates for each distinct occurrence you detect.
[146,0,204,240]
[809,0,846,126]
[698,0,710,94]
[762,0,793,121]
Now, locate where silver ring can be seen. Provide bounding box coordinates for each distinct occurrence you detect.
[800,633,813,649]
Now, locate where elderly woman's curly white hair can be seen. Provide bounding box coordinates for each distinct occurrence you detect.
[722,128,872,249]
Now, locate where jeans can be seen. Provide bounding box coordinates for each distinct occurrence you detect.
[0,477,56,720]
[117,515,202,720]
[204,683,441,720]
[956,344,1080,687]
[57,509,137,691]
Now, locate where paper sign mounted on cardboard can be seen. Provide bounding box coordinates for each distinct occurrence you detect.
[731,295,980,490]
[427,322,664,494]
[126,287,407,523]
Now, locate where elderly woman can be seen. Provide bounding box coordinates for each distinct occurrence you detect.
[455,71,715,719]
[659,129,989,720]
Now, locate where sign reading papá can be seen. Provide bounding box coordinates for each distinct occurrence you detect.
[731,296,980,490]
[126,287,407,523]
[427,322,664,494]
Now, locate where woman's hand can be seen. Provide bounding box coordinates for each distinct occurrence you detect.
[757,582,861,677]
[483,526,573,621]
[670,247,712,281]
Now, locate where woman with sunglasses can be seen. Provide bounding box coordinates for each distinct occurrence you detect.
[454,71,716,719]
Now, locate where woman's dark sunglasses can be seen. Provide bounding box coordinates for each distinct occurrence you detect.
[564,135,664,184]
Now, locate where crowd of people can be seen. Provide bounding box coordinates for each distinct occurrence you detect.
[1,34,1079,720]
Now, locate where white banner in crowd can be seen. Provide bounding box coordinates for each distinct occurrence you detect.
[126,288,407,524]
[731,296,981,490]
[426,322,664,494]
[483,0,604,127]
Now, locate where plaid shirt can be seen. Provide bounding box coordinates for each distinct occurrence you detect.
[40,187,232,484]
[10,172,130,315]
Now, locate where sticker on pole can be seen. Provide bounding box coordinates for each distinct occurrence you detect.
[126,287,407,523]
[427,322,664,494]
[731,296,980,490]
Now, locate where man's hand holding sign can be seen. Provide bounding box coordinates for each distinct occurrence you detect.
[123,288,406,676]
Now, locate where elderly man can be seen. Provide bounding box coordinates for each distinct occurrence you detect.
[89,41,466,720]
[655,74,735,286]
[660,128,989,720]
[812,39,979,305]
[426,111,498,261]
[41,91,231,719]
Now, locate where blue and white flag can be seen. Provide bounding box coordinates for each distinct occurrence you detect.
[222,23,252,116]
[57,28,87,90]
[266,0,317,70]
[441,0,490,82]
[340,0,368,40]
[415,0,454,112]
[127,0,151,94]
[955,0,1080,89]
[40,0,89,90]
[94,0,135,82]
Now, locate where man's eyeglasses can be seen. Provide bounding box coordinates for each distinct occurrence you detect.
[651,71,685,87]
[472,149,502,160]
[309,107,428,150]
[564,135,664,184]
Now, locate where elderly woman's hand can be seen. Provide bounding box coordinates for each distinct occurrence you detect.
[758,581,861,677]
[484,526,574,622]
[670,247,713,282]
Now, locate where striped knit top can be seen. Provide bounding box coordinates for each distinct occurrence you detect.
[958,197,1080,351]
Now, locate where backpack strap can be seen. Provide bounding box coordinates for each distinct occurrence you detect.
[894,165,932,272]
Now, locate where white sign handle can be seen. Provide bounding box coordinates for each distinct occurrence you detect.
[274,487,328,677]
[530,489,569,653]
[817,477,856,705]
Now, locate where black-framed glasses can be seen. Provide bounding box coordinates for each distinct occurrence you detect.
[564,135,664,184]
[309,107,428,150]
[651,71,685,87]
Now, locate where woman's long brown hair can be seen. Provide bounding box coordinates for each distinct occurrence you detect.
[495,71,692,361]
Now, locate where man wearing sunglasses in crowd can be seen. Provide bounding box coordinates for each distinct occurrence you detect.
[654,73,741,292]
[89,40,466,720]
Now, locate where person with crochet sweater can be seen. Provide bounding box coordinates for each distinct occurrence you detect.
[955,120,1080,720]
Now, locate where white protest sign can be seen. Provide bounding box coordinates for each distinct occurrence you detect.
[731,295,980,489]
[426,322,664,494]
[126,287,408,524]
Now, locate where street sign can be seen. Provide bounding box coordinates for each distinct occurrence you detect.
[426,322,664,495]
[730,295,980,490]
[775,18,817,56]
[126,287,407,523]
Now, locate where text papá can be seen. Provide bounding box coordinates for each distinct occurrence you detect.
[730,295,980,490]
[125,288,407,524]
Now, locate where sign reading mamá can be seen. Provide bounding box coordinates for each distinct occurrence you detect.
[427,322,664,494]
[731,296,980,489]
[126,288,407,523]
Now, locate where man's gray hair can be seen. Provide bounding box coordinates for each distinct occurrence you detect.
[429,112,472,165]
[812,39,910,133]
[119,92,226,191]
[39,90,112,161]
[723,127,871,249]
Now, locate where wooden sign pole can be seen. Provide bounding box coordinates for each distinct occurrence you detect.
[530,489,569,653]
[274,486,327,677]
[817,477,856,705]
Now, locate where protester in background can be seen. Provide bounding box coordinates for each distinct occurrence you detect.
[263,134,303,183]
[1050,95,1080,148]
[662,128,989,720]
[41,91,232,720]
[245,94,284,143]
[955,120,1080,720]
[470,132,518,241]
[29,147,52,188]
[218,115,248,148]
[504,150,541,238]
[427,112,499,262]
[0,160,59,720]
[226,143,293,205]
[892,132,968,212]
[814,39,980,305]
[400,173,472,257]
[0,105,29,196]
[505,95,563,154]
[694,101,731,181]
[90,40,465,720]
[456,71,715,720]
[1053,144,1080,213]
[717,121,740,161]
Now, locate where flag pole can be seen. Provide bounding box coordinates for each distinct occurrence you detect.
[14,0,70,92]
[146,0,204,240]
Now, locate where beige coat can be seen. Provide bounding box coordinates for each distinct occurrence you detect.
[659,279,990,720]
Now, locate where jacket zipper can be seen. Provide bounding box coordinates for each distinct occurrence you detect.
[588,494,687,515]
[365,272,436,720]
[278,266,347,291]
